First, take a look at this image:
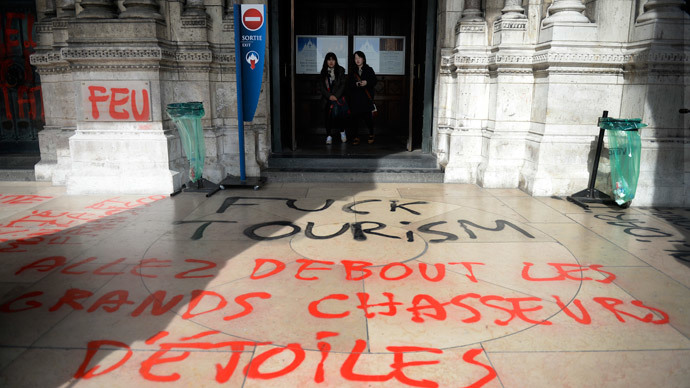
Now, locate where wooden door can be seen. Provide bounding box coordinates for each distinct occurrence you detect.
[0,0,42,154]
[292,0,413,148]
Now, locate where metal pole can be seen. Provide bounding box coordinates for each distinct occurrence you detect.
[586,110,608,196]
[234,4,247,181]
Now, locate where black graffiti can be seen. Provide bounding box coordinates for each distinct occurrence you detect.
[456,220,535,240]
[594,213,674,238]
[217,197,335,214]
[243,221,301,241]
[648,208,690,231]
[389,200,428,215]
[176,197,536,243]
[417,221,458,243]
[231,219,537,242]
[665,249,690,262]
[353,222,401,240]
[342,199,381,214]
[173,220,237,240]
[305,222,350,239]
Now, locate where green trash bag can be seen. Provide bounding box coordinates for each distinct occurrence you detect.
[166,102,205,183]
[601,118,647,205]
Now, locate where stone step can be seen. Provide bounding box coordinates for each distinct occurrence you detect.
[0,169,36,181]
[262,168,444,183]
[267,153,439,169]
[0,154,39,181]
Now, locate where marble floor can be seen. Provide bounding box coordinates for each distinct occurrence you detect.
[0,181,688,387]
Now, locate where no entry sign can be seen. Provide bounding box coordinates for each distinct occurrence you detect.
[234,4,267,180]
[242,7,264,31]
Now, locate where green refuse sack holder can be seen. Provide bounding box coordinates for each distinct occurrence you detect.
[601,117,646,206]
[567,111,647,209]
[166,102,219,195]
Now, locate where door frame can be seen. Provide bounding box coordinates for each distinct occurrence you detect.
[269,0,436,154]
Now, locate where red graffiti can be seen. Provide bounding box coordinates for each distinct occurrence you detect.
[15,256,217,279]
[0,194,52,204]
[0,196,165,251]
[250,258,487,282]
[1,11,42,121]
[87,85,150,121]
[85,196,165,215]
[304,291,669,327]
[73,330,496,387]
[521,262,617,283]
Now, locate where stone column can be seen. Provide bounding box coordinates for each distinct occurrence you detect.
[501,0,526,20]
[77,0,118,19]
[120,0,163,20]
[542,0,589,26]
[56,0,76,19]
[42,0,57,21]
[627,0,689,205]
[183,0,206,17]
[637,0,688,22]
[460,0,484,22]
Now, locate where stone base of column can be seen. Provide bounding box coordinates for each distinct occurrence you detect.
[34,127,75,185]
[443,128,486,184]
[455,21,488,47]
[477,134,529,188]
[493,19,527,45]
[538,23,597,43]
[66,123,181,195]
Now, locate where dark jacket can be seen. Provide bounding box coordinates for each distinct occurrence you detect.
[347,64,377,114]
[318,65,346,110]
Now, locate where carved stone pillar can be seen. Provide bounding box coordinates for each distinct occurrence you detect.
[224,0,237,19]
[461,0,484,22]
[43,0,57,21]
[501,0,526,20]
[56,0,76,19]
[542,0,590,26]
[637,0,689,22]
[120,0,163,20]
[77,0,118,19]
[183,0,206,17]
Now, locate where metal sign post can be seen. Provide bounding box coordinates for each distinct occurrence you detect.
[209,4,267,195]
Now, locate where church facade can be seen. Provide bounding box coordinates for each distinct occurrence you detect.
[26,0,689,206]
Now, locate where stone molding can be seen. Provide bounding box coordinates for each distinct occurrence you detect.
[52,20,70,29]
[222,20,234,32]
[61,47,163,60]
[442,46,688,76]
[181,15,212,29]
[493,20,527,33]
[456,23,486,34]
[212,53,236,64]
[37,22,54,34]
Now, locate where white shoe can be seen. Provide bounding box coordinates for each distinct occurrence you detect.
[340,131,347,143]
[326,136,332,145]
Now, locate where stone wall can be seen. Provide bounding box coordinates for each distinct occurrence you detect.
[30,0,688,205]
[437,0,689,206]
[31,0,269,194]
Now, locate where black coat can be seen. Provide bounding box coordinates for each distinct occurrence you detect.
[318,65,346,110]
[347,64,377,114]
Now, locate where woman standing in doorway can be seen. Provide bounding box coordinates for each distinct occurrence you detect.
[347,51,377,145]
[318,52,347,145]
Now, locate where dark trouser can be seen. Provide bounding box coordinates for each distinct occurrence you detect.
[324,105,344,137]
[349,111,373,139]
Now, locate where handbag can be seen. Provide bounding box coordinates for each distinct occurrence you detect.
[354,72,377,118]
[329,96,350,119]
[325,79,350,119]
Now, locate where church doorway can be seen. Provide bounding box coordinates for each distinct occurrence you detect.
[269,0,436,157]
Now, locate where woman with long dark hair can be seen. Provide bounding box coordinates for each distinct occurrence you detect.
[347,51,377,145]
[318,52,347,144]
